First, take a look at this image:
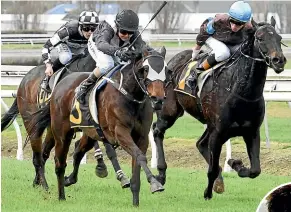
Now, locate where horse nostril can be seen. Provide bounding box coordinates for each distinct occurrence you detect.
[272,57,280,64]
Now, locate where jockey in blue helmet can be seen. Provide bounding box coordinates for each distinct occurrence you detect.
[186,1,253,89]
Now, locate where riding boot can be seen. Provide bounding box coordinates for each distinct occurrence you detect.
[76,70,100,104]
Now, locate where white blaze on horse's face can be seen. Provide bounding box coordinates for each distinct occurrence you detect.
[143,56,167,82]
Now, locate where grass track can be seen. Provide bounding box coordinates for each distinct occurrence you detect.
[2,159,290,212]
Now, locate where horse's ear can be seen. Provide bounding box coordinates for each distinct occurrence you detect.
[160,46,166,58]
[142,46,149,58]
[271,16,276,27]
[251,18,258,30]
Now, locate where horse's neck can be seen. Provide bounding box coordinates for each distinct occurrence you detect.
[233,42,268,99]
[115,66,145,101]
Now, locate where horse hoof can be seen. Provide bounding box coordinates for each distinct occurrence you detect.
[213,178,224,194]
[64,176,76,187]
[228,159,242,168]
[120,176,130,189]
[95,166,108,178]
[150,181,165,193]
[204,189,213,200]
[155,175,166,186]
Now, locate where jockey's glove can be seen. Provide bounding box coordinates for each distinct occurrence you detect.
[115,48,137,62]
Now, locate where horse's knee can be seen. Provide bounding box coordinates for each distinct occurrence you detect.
[250,168,261,178]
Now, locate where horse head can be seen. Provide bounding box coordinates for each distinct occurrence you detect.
[250,16,287,73]
[133,46,171,110]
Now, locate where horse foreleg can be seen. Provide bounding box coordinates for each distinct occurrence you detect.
[64,135,94,187]
[228,130,261,178]
[130,158,141,207]
[103,142,130,188]
[53,124,74,200]
[196,129,224,194]
[115,126,164,206]
[152,110,181,185]
[204,130,224,200]
[93,141,108,178]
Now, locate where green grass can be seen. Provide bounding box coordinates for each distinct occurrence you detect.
[2,159,290,212]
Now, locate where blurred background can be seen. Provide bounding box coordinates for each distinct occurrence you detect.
[1,0,291,34]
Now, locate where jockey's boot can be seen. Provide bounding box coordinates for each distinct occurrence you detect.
[40,59,64,92]
[185,59,212,95]
[76,68,101,104]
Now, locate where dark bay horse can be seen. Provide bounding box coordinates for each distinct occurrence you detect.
[152,17,286,200]
[30,47,170,206]
[1,52,129,189]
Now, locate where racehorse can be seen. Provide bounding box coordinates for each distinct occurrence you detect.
[29,47,170,206]
[152,17,286,200]
[1,52,129,190]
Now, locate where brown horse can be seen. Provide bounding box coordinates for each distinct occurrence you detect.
[30,47,171,206]
[1,53,129,189]
[152,17,286,200]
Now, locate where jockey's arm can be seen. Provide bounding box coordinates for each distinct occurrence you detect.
[192,16,216,59]
[42,27,70,65]
[95,23,119,56]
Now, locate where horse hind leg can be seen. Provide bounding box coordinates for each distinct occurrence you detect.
[64,134,94,187]
[152,107,183,185]
[228,130,261,178]
[93,141,108,178]
[24,118,49,191]
[103,142,130,188]
[42,127,55,166]
[196,129,225,194]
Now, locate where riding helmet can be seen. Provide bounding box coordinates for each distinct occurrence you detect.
[228,1,252,23]
[115,9,139,32]
[79,11,99,25]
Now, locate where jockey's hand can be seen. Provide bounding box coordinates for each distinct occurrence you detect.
[45,63,54,76]
[115,48,133,62]
[192,49,200,61]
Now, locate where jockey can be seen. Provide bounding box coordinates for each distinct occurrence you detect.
[76,9,148,104]
[41,11,99,91]
[186,1,253,89]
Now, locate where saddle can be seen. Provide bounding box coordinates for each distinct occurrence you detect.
[37,67,69,108]
[175,52,227,98]
[37,53,87,108]
[70,64,125,128]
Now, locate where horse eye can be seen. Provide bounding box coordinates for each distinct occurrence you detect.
[257,37,263,42]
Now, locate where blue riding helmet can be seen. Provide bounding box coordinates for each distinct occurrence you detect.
[228,1,252,23]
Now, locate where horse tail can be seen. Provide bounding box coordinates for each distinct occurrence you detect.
[24,103,51,148]
[1,98,19,131]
